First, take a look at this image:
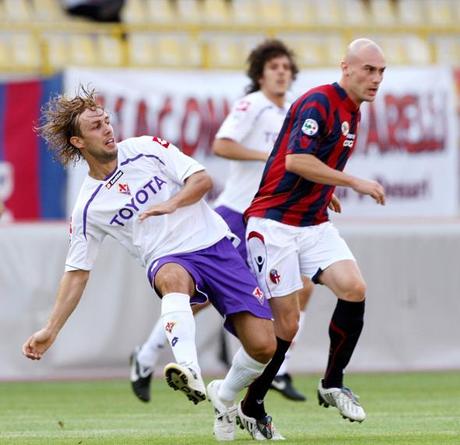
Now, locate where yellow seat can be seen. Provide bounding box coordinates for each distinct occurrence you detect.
[256,0,286,26]
[377,37,407,65]
[146,0,175,23]
[43,33,69,69]
[0,37,12,69]
[11,33,41,68]
[230,0,259,25]
[278,34,326,67]
[403,36,431,65]
[284,0,317,26]
[369,0,396,27]
[128,32,155,66]
[31,0,68,22]
[153,34,201,67]
[204,34,243,69]
[203,0,230,24]
[3,0,32,22]
[176,0,202,24]
[343,0,369,26]
[432,36,460,65]
[425,0,455,27]
[69,34,97,66]
[122,0,147,24]
[96,34,124,67]
[315,0,341,26]
[396,0,426,26]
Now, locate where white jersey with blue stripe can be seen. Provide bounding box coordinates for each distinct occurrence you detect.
[214,90,290,213]
[65,136,230,272]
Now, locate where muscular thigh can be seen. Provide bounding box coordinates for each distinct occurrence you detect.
[318,259,366,302]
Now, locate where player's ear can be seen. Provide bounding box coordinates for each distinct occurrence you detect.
[341,60,350,77]
[70,135,84,150]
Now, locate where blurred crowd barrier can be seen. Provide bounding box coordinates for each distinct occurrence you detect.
[0,0,460,73]
[1,220,459,380]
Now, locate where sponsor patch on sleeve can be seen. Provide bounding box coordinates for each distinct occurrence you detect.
[152,136,170,148]
[301,118,319,136]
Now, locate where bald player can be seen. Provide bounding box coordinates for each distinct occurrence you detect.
[236,39,386,438]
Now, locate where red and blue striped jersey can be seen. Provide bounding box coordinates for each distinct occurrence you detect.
[245,82,361,227]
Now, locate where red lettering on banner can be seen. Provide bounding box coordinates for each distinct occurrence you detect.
[180,97,202,156]
[114,96,125,141]
[157,96,173,139]
[135,99,150,136]
[357,92,446,155]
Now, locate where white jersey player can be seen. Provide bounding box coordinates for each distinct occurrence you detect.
[23,87,281,440]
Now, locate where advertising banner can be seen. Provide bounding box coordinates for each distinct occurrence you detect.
[0,74,66,221]
[65,67,458,218]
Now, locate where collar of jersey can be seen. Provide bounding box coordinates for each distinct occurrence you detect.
[332,82,360,113]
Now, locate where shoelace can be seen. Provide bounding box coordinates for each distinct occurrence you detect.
[341,387,361,406]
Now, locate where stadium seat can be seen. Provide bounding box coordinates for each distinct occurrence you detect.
[0,37,11,68]
[43,33,69,69]
[396,0,426,26]
[432,36,460,65]
[284,0,317,26]
[31,0,68,22]
[255,0,286,26]
[3,0,32,22]
[154,33,201,67]
[96,34,124,67]
[128,32,155,66]
[122,0,147,24]
[425,0,454,27]
[11,33,41,68]
[146,0,175,24]
[343,0,369,26]
[203,34,245,68]
[230,0,260,25]
[368,0,396,27]
[69,34,97,66]
[203,0,231,25]
[176,0,202,24]
[376,36,407,65]
[278,34,327,67]
[314,0,341,26]
[403,36,431,65]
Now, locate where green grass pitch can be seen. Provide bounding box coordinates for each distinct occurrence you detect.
[0,372,459,444]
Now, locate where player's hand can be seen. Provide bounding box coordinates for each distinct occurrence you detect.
[328,193,342,213]
[22,328,56,360]
[351,178,386,205]
[139,201,178,221]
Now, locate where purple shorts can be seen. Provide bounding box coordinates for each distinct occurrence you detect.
[214,205,247,260]
[147,237,272,335]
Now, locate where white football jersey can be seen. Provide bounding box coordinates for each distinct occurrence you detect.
[214,91,290,213]
[65,136,230,272]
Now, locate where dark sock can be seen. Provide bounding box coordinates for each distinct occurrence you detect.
[323,299,365,389]
[242,336,291,419]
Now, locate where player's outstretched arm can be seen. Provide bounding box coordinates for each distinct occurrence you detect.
[286,153,385,205]
[22,269,90,360]
[139,171,212,221]
[213,138,268,162]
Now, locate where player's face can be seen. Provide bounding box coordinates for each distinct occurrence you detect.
[259,55,293,98]
[74,108,117,163]
[346,50,386,104]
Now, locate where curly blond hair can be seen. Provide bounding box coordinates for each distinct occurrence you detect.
[36,86,102,167]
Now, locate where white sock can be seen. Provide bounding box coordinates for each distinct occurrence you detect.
[218,347,267,405]
[138,317,168,369]
[161,292,201,374]
[277,310,306,376]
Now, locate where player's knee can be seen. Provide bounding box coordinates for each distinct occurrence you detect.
[275,314,299,341]
[154,263,194,295]
[248,336,277,364]
[342,279,367,302]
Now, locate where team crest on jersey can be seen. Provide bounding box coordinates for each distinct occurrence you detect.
[253,286,265,305]
[269,269,281,284]
[152,136,170,148]
[302,118,319,136]
[236,100,250,112]
[118,183,131,195]
[165,321,176,333]
[341,121,350,136]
